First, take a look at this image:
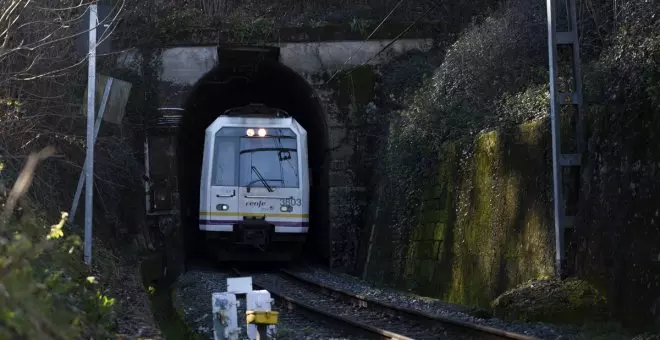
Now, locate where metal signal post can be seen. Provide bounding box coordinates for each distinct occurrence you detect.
[546,0,585,278]
[84,4,98,265]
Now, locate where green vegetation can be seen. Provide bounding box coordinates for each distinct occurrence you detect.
[0,152,117,339]
[365,0,660,332]
[229,17,280,45]
[0,2,152,339]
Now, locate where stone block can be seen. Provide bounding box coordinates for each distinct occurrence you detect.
[422,198,444,212]
[329,171,353,187]
[417,240,440,259]
[421,210,450,224]
[416,259,435,284]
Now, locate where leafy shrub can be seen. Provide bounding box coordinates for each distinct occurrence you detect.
[498,84,549,124]
[0,148,117,339]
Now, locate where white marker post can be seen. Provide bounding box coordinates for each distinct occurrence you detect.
[213,277,279,339]
[84,3,97,266]
[212,292,239,340]
[246,290,276,340]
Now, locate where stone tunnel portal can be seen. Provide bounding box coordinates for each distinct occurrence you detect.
[178,46,330,265]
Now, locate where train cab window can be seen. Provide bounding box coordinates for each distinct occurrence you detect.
[211,128,240,186]
[212,127,300,189]
[239,128,299,189]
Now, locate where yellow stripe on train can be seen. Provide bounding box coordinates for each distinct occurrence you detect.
[199,212,310,218]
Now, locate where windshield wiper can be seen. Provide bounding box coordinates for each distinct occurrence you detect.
[239,147,296,154]
[249,166,274,192]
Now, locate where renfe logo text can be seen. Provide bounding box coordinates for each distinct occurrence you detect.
[245,200,266,208]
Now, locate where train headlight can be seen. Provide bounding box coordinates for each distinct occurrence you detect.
[257,128,267,137]
[280,205,292,212]
[246,128,255,136]
[216,204,229,211]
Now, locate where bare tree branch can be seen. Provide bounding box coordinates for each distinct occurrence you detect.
[0,0,140,225]
[0,145,55,226]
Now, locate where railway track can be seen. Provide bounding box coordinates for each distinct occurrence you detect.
[233,267,540,340]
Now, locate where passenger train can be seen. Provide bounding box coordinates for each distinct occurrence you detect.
[198,104,310,261]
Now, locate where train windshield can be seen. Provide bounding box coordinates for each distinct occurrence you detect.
[211,127,299,189]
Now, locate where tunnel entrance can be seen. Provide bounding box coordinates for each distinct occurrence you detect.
[178,45,330,266]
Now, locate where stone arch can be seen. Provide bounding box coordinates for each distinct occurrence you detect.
[178,54,330,264]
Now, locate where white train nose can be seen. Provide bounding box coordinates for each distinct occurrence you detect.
[198,111,310,261]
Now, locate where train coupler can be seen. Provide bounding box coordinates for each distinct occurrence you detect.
[234,220,273,248]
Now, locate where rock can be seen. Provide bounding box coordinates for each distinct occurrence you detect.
[632,333,660,340]
[490,277,609,325]
[468,307,493,319]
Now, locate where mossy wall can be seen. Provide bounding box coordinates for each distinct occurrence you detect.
[365,119,556,308]
[364,113,660,329]
[358,1,660,331]
[326,65,382,272]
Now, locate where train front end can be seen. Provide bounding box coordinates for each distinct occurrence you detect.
[199,112,310,261]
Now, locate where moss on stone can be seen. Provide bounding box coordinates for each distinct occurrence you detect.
[446,130,500,307]
[364,0,659,332]
[490,277,609,326]
[401,141,458,296]
[390,119,556,310]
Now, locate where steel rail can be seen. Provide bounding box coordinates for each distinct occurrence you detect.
[232,268,413,339]
[278,268,540,340]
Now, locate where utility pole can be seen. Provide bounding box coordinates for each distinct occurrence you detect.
[546,0,585,278]
[84,3,98,266]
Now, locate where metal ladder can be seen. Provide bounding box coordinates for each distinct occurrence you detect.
[547,0,584,278]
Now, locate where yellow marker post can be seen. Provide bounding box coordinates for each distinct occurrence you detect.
[246,310,279,340]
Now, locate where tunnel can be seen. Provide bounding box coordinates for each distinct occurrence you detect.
[177,46,330,266]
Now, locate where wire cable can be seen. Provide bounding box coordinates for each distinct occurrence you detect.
[323,0,406,85]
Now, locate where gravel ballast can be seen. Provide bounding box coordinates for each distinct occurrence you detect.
[171,263,622,339]
[287,265,588,340]
[172,267,370,339]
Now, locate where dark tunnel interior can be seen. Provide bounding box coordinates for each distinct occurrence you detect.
[177,50,330,266]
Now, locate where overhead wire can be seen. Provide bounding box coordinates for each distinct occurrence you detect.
[323,0,440,86]
[323,0,406,85]
[355,7,435,69]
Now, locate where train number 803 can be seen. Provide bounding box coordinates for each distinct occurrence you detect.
[281,198,302,206]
